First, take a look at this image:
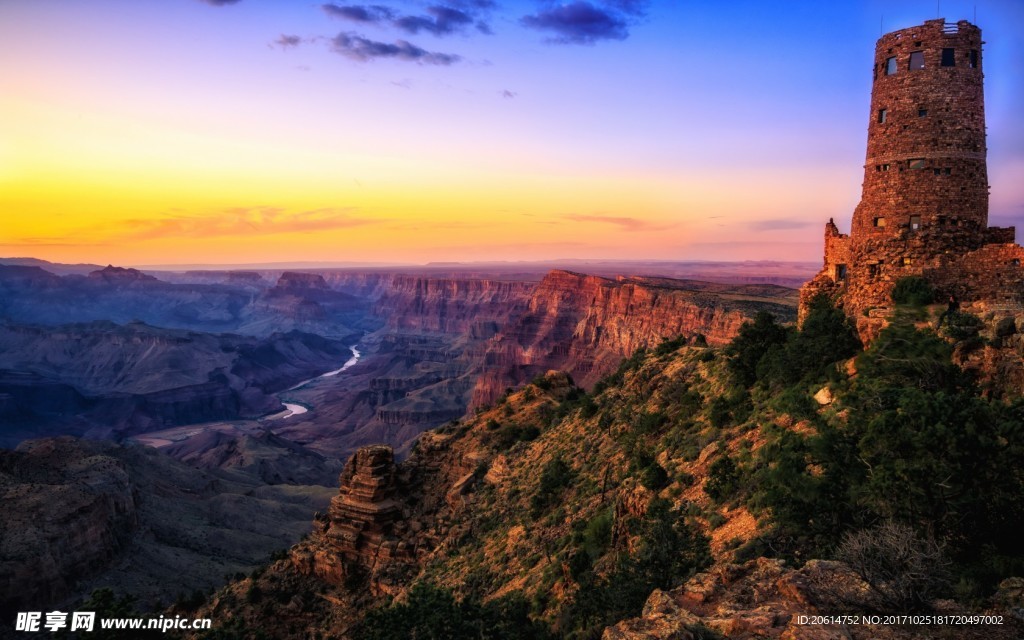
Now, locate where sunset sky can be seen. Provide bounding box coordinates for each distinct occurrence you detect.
[2,0,1022,267]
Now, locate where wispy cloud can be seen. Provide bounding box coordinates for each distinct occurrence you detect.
[116,207,377,240]
[330,32,461,64]
[749,218,815,231]
[323,3,491,36]
[563,213,671,231]
[198,0,242,5]
[322,4,395,24]
[273,34,303,49]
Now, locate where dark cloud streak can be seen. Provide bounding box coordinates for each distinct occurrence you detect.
[521,2,629,44]
[330,32,461,64]
[393,5,473,36]
[322,4,395,24]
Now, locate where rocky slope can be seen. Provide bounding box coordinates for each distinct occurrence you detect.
[161,429,341,486]
[0,437,335,620]
[194,321,1024,639]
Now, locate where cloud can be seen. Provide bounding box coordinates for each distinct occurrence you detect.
[394,6,474,36]
[118,207,376,240]
[500,89,516,98]
[198,0,242,5]
[322,4,395,24]
[324,3,493,37]
[749,218,815,231]
[563,214,668,231]
[521,2,629,44]
[603,0,650,16]
[273,34,303,49]
[330,32,461,64]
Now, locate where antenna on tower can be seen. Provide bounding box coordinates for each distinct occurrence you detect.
[880,15,883,35]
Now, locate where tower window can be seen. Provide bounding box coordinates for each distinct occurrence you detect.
[903,257,913,266]
[908,158,925,170]
[910,215,921,230]
[909,51,925,70]
[944,168,951,175]
[933,168,941,175]
[878,109,888,123]
[970,50,978,68]
[941,48,956,66]
[835,264,848,280]
[885,57,897,74]
[918,108,928,117]
[881,163,890,171]
[873,217,886,228]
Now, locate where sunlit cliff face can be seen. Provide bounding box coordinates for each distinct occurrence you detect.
[2,0,1022,267]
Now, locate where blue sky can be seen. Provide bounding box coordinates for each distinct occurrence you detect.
[1,0,1021,265]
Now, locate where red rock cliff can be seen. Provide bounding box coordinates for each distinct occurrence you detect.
[470,270,797,408]
[372,275,534,335]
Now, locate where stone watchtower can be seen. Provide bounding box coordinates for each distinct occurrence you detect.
[801,18,1024,337]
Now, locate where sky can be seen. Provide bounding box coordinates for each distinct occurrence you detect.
[1,0,1022,267]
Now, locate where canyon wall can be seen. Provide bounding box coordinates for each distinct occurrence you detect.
[470,270,797,408]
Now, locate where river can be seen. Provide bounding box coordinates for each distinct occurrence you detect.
[269,346,362,420]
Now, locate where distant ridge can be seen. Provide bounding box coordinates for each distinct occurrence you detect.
[0,257,103,276]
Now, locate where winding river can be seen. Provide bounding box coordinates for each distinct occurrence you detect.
[272,346,362,420]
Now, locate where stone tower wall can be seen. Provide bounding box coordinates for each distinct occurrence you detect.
[800,18,1024,335]
[851,19,987,251]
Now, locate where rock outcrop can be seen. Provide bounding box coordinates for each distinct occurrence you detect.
[605,557,1021,640]
[294,446,415,594]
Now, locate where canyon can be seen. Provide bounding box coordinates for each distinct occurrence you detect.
[0,257,801,621]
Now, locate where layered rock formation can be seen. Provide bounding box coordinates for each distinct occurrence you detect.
[294,446,414,593]
[471,270,797,408]
[372,275,534,335]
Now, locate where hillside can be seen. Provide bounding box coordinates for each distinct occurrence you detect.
[0,437,335,621]
[189,296,1024,639]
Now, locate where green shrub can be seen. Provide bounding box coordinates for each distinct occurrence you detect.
[942,311,983,341]
[891,276,935,306]
[704,455,740,503]
[530,457,575,517]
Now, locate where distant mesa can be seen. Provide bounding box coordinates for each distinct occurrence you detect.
[276,271,330,290]
[226,270,266,284]
[88,264,159,285]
